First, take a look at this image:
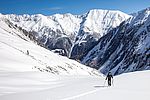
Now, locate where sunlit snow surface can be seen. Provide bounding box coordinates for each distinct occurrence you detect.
[0,71,150,100]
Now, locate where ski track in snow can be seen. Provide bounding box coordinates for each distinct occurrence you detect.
[60,89,100,100]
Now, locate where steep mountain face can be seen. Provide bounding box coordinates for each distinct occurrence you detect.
[70,10,130,60]
[82,8,150,75]
[0,16,99,75]
[4,9,130,58]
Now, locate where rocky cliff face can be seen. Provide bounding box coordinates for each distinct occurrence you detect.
[69,9,130,59]
[82,8,150,75]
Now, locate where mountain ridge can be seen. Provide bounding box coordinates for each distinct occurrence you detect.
[1,9,131,57]
[82,7,150,75]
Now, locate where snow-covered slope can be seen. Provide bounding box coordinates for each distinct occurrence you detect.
[82,7,150,75]
[0,69,149,100]
[0,16,98,75]
[80,9,130,36]
[4,9,130,58]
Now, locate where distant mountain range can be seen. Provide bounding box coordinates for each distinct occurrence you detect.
[0,8,149,75]
[2,9,130,58]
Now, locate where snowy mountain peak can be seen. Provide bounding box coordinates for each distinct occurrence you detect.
[81,9,131,36]
[4,9,131,37]
[140,7,150,12]
[129,7,150,26]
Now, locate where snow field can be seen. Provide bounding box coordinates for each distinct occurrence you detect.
[0,71,150,100]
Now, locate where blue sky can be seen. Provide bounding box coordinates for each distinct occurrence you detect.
[0,0,150,15]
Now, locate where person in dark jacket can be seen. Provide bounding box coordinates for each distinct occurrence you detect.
[27,50,29,55]
[105,72,113,86]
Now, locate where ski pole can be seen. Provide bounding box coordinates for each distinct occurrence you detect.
[112,78,114,86]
